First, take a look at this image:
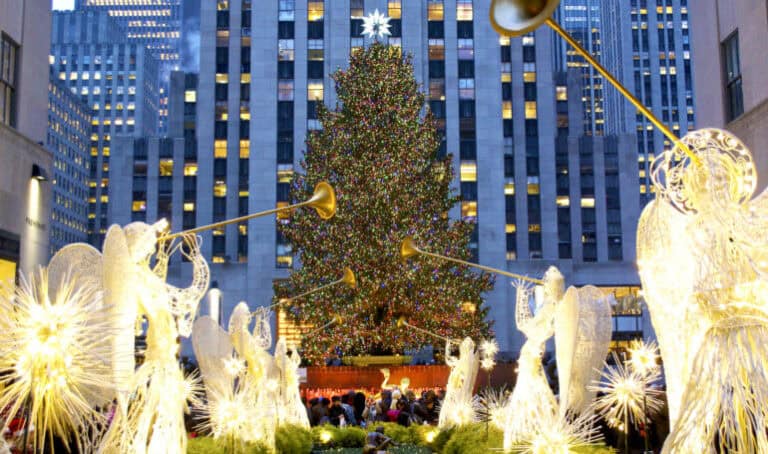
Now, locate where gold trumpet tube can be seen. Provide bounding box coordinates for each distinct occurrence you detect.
[161,181,336,241]
[396,317,457,344]
[268,268,356,310]
[303,315,343,337]
[543,18,698,165]
[400,236,544,285]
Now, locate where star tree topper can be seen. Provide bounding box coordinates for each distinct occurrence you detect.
[361,9,391,40]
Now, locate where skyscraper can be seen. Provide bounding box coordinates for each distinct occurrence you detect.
[47,76,91,255]
[0,0,53,279]
[111,1,644,355]
[601,0,696,201]
[555,0,605,136]
[74,0,184,132]
[51,10,161,246]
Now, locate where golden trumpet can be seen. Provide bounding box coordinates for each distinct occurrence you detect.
[270,267,356,310]
[489,0,698,165]
[303,315,343,337]
[396,316,457,344]
[400,236,543,284]
[162,181,336,240]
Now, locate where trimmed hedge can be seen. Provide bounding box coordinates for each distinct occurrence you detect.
[188,424,617,453]
[275,424,313,453]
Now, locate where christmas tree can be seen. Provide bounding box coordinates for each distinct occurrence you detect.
[276,43,494,364]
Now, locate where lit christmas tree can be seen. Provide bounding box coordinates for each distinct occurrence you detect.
[276,43,494,364]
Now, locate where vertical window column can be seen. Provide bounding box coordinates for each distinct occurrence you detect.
[212,0,230,263]
[522,35,541,259]
[387,1,402,48]
[456,0,477,260]
[500,36,515,261]
[350,0,364,53]
[275,0,298,268]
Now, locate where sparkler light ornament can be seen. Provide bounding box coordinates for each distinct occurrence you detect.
[361,9,391,40]
[479,339,499,371]
[627,339,659,377]
[438,337,480,429]
[638,128,768,453]
[507,411,603,454]
[0,269,113,453]
[589,353,663,432]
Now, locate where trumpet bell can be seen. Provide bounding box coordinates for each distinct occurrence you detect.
[490,0,560,37]
[396,316,407,329]
[309,181,337,220]
[400,236,420,259]
[341,267,357,289]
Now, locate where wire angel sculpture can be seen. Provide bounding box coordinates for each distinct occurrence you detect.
[500,270,561,449]
[438,337,480,429]
[273,337,311,428]
[192,302,280,449]
[99,222,209,454]
[637,128,768,453]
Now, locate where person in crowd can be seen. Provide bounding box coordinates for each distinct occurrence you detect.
[341,392,357,426]
[414,390,439,425]
[310,397,329,426]
[329,395,346,426]
[386,398,403,423]
[353,392,367,426]
[396,399,412,427]
[363,426,395,454]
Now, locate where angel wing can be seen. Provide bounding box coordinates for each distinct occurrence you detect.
[555,285,613,417]
[637,198,708,427]
[192,316,234,399]
[102,225,140,397]
[48,243,103,301]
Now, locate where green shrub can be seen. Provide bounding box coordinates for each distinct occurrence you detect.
[572,443,616,454]
[186,436,271,454]
[275,424,313,453]
[442,423,503,454]
[335,426,367,447]
[409,424,451,453]
[311,424,366,449]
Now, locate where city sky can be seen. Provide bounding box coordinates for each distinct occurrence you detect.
[52,0,74,10]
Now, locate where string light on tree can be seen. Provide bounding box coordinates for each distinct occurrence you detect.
[275,43,493,364]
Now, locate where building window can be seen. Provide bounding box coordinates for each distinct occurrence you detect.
[0,34,19,127]
[722,31,743,121]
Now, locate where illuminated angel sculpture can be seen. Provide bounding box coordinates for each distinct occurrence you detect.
[99,221,209,454]
[192,303,279,448]
[500,268,562,448]
[438,337,479,429]
[274,337,310,428]
[498,266,611,450]
[637,128,768,453]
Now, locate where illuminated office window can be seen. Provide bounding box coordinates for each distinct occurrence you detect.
[308,1,324,21]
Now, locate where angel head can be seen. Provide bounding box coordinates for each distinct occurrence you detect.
[123,220,169,262]
[651,129,756,213]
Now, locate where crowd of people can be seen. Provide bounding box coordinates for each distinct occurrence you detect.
[306,388,443,428]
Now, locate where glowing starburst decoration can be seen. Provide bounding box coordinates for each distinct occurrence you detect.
[361,9,391,40]
[589,353,663,429]
[480,338,499,371]
[0,270,113,452]
[508,411,603,454]
[627,339,659,377]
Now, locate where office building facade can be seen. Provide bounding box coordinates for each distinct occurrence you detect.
[73,0,183,132]
[111,1,643,355]
[0,0,54,281]
[690,0,768,190]
[51,10,161,246]
[555,0,605,136]
[601,0,696,201]
[47,77,91,255]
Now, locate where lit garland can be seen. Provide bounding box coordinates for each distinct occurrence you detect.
[276,43,494,364]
